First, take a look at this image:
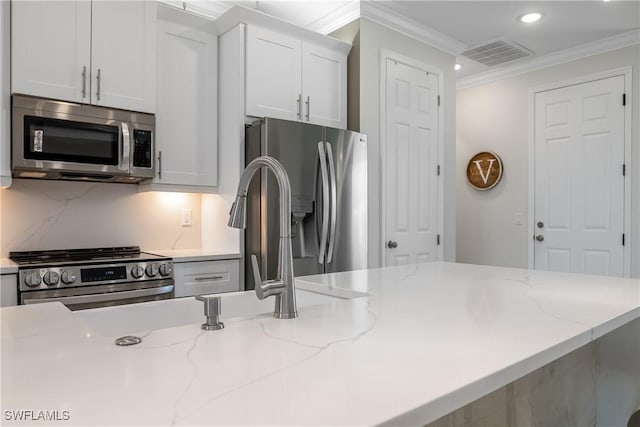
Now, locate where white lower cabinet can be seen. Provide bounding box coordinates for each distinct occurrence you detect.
[174,260,239,298]
[0,274,17,307]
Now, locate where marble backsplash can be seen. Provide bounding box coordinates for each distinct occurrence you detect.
[0,179,202,257]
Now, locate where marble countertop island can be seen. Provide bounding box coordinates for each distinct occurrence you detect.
[1,262,639,426]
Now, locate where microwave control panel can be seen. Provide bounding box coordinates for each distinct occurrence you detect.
[133,130,153,168]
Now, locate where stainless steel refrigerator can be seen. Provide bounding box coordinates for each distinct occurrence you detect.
[244,117,367,290]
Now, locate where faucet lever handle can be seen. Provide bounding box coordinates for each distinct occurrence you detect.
[251,254,285,300]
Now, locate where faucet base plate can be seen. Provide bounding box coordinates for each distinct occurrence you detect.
[273,312,298,319]
[201,323,225,331]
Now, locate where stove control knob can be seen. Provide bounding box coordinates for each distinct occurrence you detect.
[159,263,172,277]
[145,263,159,277]
[131,265,144,279]
[24,272,42,288]
[43,271,60,286]
[61,270,77,285]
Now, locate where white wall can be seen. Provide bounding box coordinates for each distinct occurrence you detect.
[355,18,457,267]
[0,180,201,256]
[457,46,640,277]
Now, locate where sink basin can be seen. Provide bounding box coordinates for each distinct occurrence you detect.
[74,290,332,337]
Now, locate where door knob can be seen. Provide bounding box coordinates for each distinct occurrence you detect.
[537,221,544,228]
[535,235,544,242]
[386,240,398,249]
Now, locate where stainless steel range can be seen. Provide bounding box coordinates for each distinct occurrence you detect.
[10,247,174,310]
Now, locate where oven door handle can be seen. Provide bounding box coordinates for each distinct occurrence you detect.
[120,122,131,172]
[22,284,174,306]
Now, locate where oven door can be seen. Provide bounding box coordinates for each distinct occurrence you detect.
[20,280,174,311]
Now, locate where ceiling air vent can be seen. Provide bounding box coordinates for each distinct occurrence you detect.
[462,39,533,67]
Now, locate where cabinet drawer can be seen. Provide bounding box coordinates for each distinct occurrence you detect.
[174,260,240,297]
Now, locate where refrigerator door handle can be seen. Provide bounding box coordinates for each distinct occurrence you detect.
[317,142,330,264]
[326,142,337,264]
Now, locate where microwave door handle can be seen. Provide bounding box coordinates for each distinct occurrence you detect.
[120,123,130,171]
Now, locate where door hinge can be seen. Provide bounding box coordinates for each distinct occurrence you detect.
[622,93,626,106]
[623,163,626,176]
[437,234,441,246]
[437,164,441,176]
[622,234,625,246]
[437,95,441,107]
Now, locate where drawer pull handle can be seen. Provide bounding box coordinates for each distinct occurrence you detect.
[194,275,224,281]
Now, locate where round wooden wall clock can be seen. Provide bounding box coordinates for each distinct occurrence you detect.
[466,152,503,190]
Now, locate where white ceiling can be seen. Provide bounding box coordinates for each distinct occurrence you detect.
[185,0,640,79]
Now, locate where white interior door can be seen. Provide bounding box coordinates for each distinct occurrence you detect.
[384,59,439,266]
[534,75,625,276]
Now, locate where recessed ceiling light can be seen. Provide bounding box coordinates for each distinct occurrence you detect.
[454,64,462,71]
[519,12,542,23]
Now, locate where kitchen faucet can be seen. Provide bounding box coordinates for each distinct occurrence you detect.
[228,156,297,319]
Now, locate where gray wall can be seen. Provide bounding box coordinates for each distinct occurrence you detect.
[456,45,640,277]
[334,18,457,267]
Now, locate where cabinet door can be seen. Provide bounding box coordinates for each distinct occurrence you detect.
[174,260,240,298]
[91,1,156,113]
[302,41,347,129]
[11,0,91,103]
[154,6,217,187]
[0,274,17,307]
[1,0,11,187]
[246,26,301,121]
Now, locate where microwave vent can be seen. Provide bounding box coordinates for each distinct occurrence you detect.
[462,39,533,67]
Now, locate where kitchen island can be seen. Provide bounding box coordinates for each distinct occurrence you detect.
[1,262,639,426]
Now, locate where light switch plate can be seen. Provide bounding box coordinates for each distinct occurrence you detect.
[181,208,192,227]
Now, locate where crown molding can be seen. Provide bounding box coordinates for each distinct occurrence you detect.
[157,0,230,20]
[359,0,466,56]
[306,1,361,35]
[457,29,640,90]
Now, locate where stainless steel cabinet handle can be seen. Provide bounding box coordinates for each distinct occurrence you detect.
[157,151,162,179]
[193,275,224,281]
[317,142,330,264]
[81,66,87,99]
[120,123,130,171]
[535,235,544,242]
[305,96,310,121]
[325,142,337,263]
[96,68,101,101]
[297,94,302,120]
[387,240,398,249]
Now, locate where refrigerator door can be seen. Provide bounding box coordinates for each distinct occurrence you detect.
[245,118,326,290]
[324,127,368,273]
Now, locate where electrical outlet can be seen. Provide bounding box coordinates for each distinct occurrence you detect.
[181,208,192,227]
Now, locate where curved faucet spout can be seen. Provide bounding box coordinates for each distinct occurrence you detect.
[228,156,297,319]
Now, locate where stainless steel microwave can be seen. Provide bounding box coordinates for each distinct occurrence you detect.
[12,95,155,183]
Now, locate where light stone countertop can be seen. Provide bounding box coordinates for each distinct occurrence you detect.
[144,248,241,263]
[0,258,17,274]
[1,262,639,426]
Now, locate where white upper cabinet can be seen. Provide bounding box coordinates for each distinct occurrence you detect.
[143,4,217,190]
[90,1,156,113]
[1,0,11,188]
[11,1,91,103]
[246,26,302,121]
[302,42,347,129]
[245,24,347,129]
[11,0,156,113]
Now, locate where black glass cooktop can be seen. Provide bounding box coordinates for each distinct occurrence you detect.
[9,246,166,266]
